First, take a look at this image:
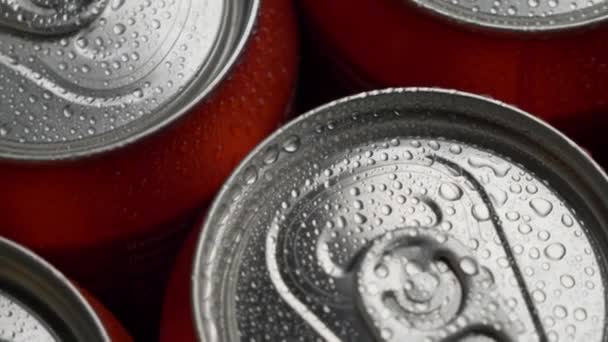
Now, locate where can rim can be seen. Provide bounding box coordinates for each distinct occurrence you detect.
[0,237,110,341]
[407,0,608,32]
[192,87,608,341]
[0,0,260,162]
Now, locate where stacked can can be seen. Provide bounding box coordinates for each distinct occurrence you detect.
[298,0,608,166]
[0,237,131,341]
[0,0,298,338]
[163,89,608,341]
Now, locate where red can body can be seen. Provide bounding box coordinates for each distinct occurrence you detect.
[299,0,608,166]
[78,286,133,342]
[160,224,200,342]
[0,0,298,337]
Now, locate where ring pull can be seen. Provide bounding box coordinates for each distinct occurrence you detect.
[356,228,519,342]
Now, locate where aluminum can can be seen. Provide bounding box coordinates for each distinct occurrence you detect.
[0,237,131,342]
[191,88,608,341]
[0,0,298,337]
[298,0,608,164]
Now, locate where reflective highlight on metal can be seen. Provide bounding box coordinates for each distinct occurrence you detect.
[0,237,109,342]
[405,0,608,31]
[0,0,108,35]
[0,0,258,159]
[357,228,517,341]
[194,88,608,341]
[0,290,57,342]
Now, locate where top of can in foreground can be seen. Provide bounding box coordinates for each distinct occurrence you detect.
[0,237,109,341]
[0,0,258,160]
[404,0,608,32]
[193,88,608,341]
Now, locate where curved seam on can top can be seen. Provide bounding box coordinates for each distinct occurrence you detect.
[193,87,608,342]
[0,0,260,161]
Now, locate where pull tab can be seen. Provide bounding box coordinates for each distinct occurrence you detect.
[0,0,108,35]
[356,228,519,341]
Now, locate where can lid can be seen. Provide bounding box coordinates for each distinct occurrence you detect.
[0,0,258,160]
[0,238,109,342]
[404,0,608,31]
[193,88,608,341]
[0,0,107,36]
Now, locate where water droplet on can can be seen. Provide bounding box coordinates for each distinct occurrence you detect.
[530,198,553,217]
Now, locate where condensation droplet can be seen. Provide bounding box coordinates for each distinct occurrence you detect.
[468,156,511,177]
[263,146,279,164]
[63,106,73,118]
[380,205,392,216]
[518,223,533,235]
[574,308,587,321]
[544,243,566,260]
[439,182,463,201]
[554,305,568,319]
[380,328,393,339]
[243,166,258,185]
[449,144,462,154]
[282,135,300,153]
[354,213,367,224]
[375,265,389,278]
[562,214,574,227]
[560,275,575,289]
[532,289,546,303]
[530,198,553,217]
[113,23,126,35]
[111,0,126,10]
[472,204,490,222]
[459,257,478,275]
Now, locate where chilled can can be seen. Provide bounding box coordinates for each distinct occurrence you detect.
[166,88,608,341]
[298,0,608,165]
[0,0,298,337]
[0,237,131,342]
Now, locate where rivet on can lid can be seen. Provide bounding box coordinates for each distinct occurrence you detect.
[193,88,608,341]
[404,0,608,31]
[356,228,517,341]
[0,0,258,160]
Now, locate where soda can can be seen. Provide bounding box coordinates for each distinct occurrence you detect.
[191,88,608,341]
[298,0,608,164]
[0,237,131,341]
[0,0,298,337]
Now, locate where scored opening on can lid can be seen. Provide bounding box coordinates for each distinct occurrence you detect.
[404,0,608,31]
[193,88,608,341]
[0,237,109,341]
[0,0,259,160]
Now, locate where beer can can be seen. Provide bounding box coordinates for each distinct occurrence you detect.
[0,0,298,337]
[192,88,608,341]
[298,0,608,164]
[0,237,131,341]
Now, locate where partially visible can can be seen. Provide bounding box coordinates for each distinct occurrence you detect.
[0,0,298,337]
[0,237,131,342]
[192,88,608,341]
[298,0,608,161]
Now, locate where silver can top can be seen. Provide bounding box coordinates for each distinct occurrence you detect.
[193,88,608,341]
[405,0,608,31]
[0,0,258,160]
[0,292,57,342]
[0,237,109,341]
